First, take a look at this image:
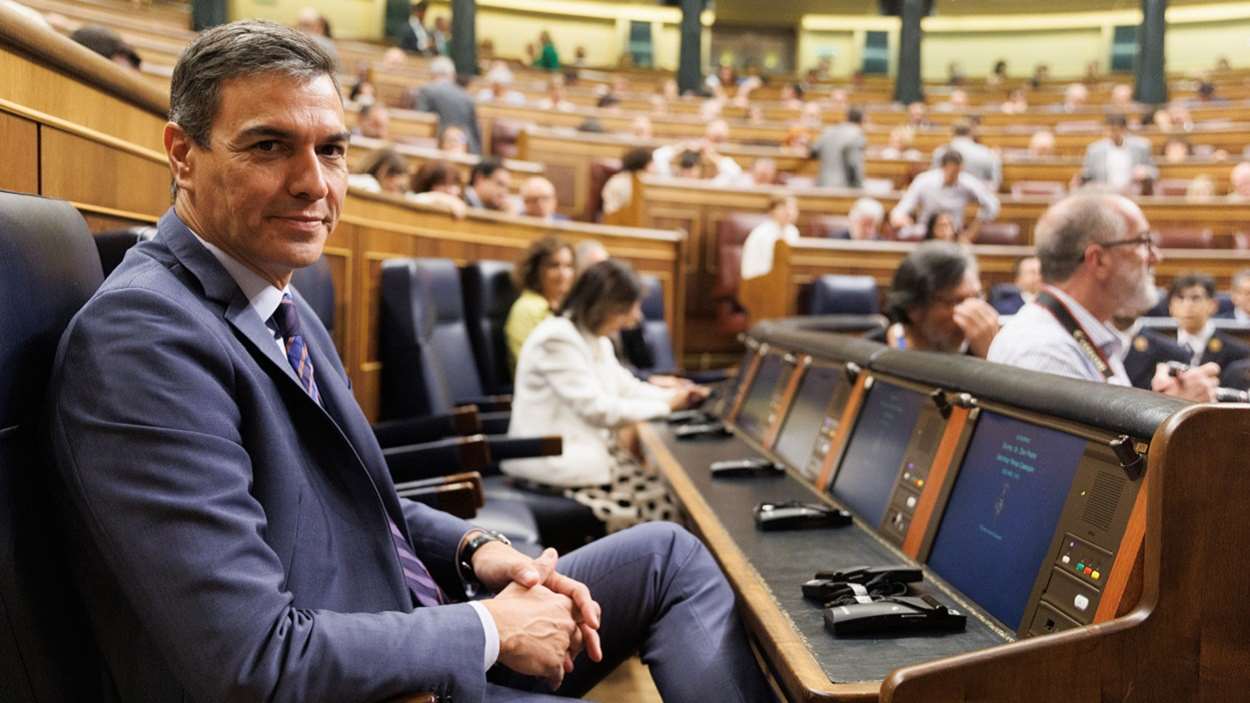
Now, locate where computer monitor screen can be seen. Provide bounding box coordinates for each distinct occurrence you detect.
[736,353,784,440]
[926,410,1087,630]
[774,364,847,469]
[830,379,927,526]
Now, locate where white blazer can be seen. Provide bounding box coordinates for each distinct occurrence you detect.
[503,316,675,487]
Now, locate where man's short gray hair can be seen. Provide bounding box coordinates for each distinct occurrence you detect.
[1034,192,1129,283]
[430,56,455,79]
[848,197,884,223]
[170,20,339,148]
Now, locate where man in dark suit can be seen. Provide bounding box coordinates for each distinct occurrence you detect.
[1215,268,1250,322]
[397,1,435,55]
[47,20,771,703]
[403,56,483,154]
[1169,272,1250,370]
[1111,315,1191,390]
[989,255,1041,316]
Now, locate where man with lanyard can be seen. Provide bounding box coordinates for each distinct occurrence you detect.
[989,192,1217,402]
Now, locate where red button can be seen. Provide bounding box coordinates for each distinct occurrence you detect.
[1083,567,1092,576]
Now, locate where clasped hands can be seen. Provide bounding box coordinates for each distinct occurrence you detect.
[476,541,602,690]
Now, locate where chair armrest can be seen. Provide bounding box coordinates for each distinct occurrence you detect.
[484,435,562,462]
[372,406,481,448]
[394,471,484,519]
[479,410,511,435]
[457,394,513,413]
[383,435,492,483]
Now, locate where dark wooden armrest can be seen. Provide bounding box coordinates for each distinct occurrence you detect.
[394,471,484,519]
[372,406,481,447]
[479,410,510,435]
[483,435,562,461]
[458,394,512,413]
[383,435,492,483]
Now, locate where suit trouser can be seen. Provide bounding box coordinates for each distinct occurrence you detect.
[484,522,775,702]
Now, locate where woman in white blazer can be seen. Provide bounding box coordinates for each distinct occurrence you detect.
[504,260,707,532]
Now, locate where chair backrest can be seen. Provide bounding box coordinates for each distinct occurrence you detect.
[1010,180,1066,199]
[587,158,622,221]
[93,226,156,276]
[806,274,880,316]
[1217,292,1235,317]
[713,212,770,299]
[0,190,108,701]
[635,275,676,372]
[1156,227,1215,249]
[379,258,485,419]
[973,221,1022,245]
[290,256,337,336]
[801,215,852,239]
[989,283,1026,316]
[461,260,519,395]
[1153,178,1192,197]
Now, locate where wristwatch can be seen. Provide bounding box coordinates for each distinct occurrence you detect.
[457,529,511,597]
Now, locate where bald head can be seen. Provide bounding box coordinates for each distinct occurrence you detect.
[521,176,558,220]
[1034,192,1141,283]
[705,119,730,146]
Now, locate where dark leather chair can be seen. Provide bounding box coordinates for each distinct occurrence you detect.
[973,222,1022,245]
[291,256,337,337]
[490,118,524,159]
[587,158,622,221]
[93,225,156,276]
[381,258,602,554]
[712,212,769,336]
[805,274,880,316]
[1155,227,1216,249]
[460,260,518,397]
[0,190,109,701]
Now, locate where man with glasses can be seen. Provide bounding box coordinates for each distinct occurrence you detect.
[880,241,1001,357]
[989,192,1217,401]
[465,157,519,214]
[519,176,567,222]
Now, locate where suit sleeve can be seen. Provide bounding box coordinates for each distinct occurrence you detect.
[414,87,433,113]
[49,287,487,703]
[845,132,866,188]
[1081,144,1097,182]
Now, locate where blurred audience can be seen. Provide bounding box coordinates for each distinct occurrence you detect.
[533,30,560,70]
[70,25,141,70]
[437,125,469,154]
[932,121,1002,190]
[520,176,566,221]
[355,103,390,140]
[464,157,518,214]
[601,147,654,217]
[882,242,999,358]
[847,197,885,241]
[404,56,482,153]
[398,0,435,55]
[811,107,866,189]
[890,151,1000,242]
[536,74,575,112]
[1079,114,1156,193]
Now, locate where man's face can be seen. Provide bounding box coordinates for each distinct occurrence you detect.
[1169,284,1217,334]
[360,106,389,139]
[1102,202,1159,314]
[1015,257,1042,295]
[166,72,348,287]
[473,168,511,210]
[1108,124,1126,145]
[1232,277,1250,315]
[521,180,557,219]
[911,270,983,353]
[850,215,879,240]
[941,162,960,185]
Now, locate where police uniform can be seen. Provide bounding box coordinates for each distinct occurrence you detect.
[1122,328,1190,390]
[1190,330,1250,370]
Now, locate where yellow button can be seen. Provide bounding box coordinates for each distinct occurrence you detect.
[1091,570,1101,581]
[917,479,925,487]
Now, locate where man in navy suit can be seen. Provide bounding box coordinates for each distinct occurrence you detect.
[47,21,770,703]
[1168,272,1250,370]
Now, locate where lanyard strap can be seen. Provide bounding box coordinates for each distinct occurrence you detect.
[1035,289,1115,380]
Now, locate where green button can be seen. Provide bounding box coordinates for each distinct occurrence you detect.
[1076,562,1085,571]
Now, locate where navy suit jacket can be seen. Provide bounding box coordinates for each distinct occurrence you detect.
[47,210,487,702]
[1122,328,1190,390]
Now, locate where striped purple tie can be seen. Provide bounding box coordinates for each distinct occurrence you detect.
[271,293,444,607]
[271,293,321,404]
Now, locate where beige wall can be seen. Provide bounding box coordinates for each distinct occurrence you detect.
[229,0,386,40]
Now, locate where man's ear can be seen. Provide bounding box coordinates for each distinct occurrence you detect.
[164,122,196,194]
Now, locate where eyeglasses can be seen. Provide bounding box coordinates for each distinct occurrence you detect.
[1097,232,1159,251]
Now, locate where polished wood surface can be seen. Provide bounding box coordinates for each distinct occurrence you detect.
[0,109,37,193]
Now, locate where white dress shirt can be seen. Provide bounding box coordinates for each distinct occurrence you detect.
[1176,321,1216,365]
[890,168,1000,230]
[189,227,499,670]
[504,316,675,487]
[988,286,1131,386]
[1104,142,1133,192]
[740,220,800,280]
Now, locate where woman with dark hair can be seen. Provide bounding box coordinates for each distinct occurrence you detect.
[504,260,707,531]
[348,149,410,195]
[504,236,576,371]
[924,211,960,242]
[882,241,999,357]
[411,159,462,197]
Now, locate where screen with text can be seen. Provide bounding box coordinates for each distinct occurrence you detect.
[830,380,926,526]
[926,410,1087,629]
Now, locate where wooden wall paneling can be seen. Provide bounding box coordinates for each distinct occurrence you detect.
[0,45,167,153]
[39,126,170,219]
[80,207,158,232]
[0,109,37,193]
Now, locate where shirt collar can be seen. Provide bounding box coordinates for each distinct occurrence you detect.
[187,228,289,326]
[1110,319,1141,360]
[1177,320,1215,352]
[1046,285,1122,357]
